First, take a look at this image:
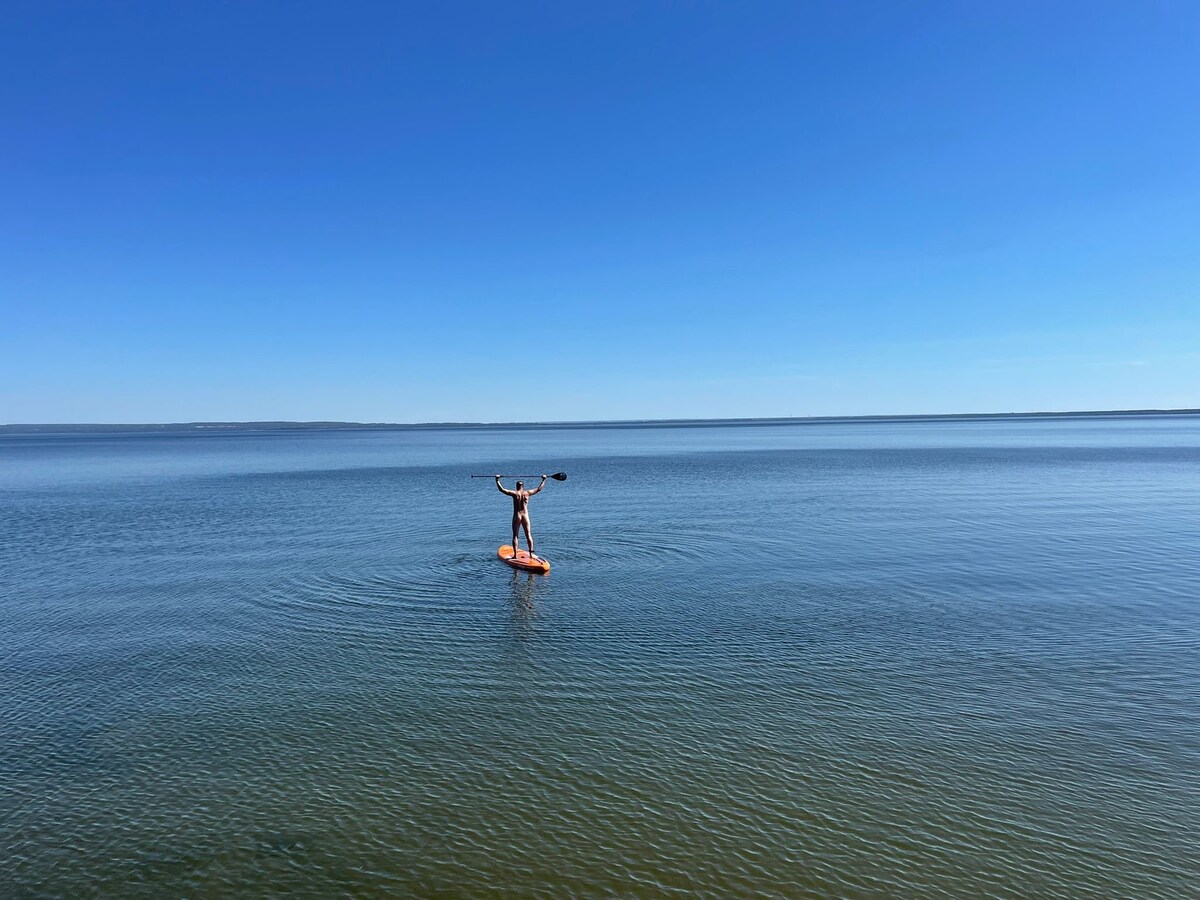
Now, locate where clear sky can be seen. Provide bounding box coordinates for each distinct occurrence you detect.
[3,1,1198,423]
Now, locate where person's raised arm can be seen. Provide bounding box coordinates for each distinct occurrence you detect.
[528,474,549,496]
[495,475,516,497]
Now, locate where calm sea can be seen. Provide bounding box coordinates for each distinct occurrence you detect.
[2,416,1198,897]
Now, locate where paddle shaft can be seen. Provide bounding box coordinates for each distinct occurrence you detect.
[471,472,567,480]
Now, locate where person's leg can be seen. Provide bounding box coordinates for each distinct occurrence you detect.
[510,514,520,558]
[521,515,536,559]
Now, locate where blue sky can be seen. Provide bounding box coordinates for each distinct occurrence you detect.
[3,1,1198,422]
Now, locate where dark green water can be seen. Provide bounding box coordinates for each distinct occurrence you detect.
[3,417,1198,896]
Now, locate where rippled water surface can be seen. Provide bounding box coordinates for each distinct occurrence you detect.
[3,417,1199,897]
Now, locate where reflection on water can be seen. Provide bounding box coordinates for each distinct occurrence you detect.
[2,417,1199,897]
[506,570,543,643]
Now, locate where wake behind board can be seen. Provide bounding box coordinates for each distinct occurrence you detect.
[498,545,551,574]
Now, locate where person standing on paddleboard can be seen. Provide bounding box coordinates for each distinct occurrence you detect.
[495,474,548,560]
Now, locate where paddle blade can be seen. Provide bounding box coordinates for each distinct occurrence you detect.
[551,472,568,481]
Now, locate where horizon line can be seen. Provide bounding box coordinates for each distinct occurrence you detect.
[4,406,1199,433]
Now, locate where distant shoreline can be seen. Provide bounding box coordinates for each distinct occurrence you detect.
[3,408,1198,435]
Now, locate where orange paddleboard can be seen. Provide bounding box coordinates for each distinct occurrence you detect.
[498,545,551,573]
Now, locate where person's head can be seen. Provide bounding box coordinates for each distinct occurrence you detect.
[516,480,524,490]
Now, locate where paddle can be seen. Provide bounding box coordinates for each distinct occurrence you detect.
[471,472,568,481]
